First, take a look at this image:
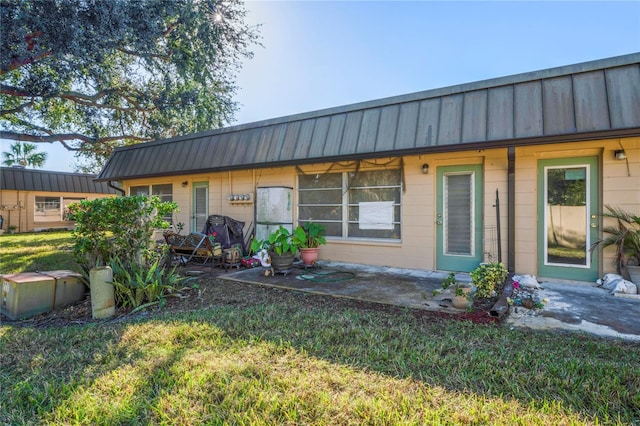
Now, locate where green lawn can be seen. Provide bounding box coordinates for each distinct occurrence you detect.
[0,231,79,273]
[1,232,639,425]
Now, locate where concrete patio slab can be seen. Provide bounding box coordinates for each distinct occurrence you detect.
[215,261,640,341]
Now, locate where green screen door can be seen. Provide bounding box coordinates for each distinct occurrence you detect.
[537,157,599,281]
[436,165,484,272]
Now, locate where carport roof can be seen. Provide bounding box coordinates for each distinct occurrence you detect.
[1,167,119,194]
[97,53,640,182]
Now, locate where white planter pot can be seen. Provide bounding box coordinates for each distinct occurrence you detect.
[90,266,115,319]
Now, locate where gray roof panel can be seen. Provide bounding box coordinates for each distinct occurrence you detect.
[543,76,576,135]
[192,137,210,169]
[214,134,229,166]
[514,81,544,138]
[487,85,514,140]
[574,70,610,132]
[241,128,262,165]
[357,108,380,153]
[1,167,118,194]
[74,176,89,192]
[294,119,315,159]
[416,98,440,148]
[256,126,275,163]
[145,144,163,175]
[116,146,136,176]
[266,124,287,163]
[462,90,488,143]
[606,65,640,128]
[438,94,463,145]
[308,117,330,158]
[324,114,346,157]
[281,121,302,162]
[341,111,363,156]
[96,53,640,181]
[396,101,420,150]
[376,105,400,151]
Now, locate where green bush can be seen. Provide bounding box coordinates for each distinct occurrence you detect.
[470,262,508,298]
[109,253,194,309]
[68,195,177,271]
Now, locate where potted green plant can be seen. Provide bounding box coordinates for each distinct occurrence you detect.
[470,262,508,298]
[267,226,299,271]
[452,286,473,310]
[292,222,327,265]
[590,205,640,284]
[441,272,473,309]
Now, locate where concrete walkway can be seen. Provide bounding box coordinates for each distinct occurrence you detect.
[216,261,640,341]
[504,281,640,341]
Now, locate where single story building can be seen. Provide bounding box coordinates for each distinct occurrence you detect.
[0,167,120,233]
[96,53,640,282]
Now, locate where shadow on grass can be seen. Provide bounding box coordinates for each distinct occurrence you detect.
[1,282,638,424]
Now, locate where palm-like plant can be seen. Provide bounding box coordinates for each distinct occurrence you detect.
[2,142,48,168]
[590,205,640,273]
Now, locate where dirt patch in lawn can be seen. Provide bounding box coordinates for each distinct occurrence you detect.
[1,266,502,328]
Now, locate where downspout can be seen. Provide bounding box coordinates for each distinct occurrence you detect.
[507,147,516,274]
[108,181,125,196]
[490,147,517,319]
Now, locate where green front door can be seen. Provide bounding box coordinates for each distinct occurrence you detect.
[537,157,599,281]
[436,165,484,272]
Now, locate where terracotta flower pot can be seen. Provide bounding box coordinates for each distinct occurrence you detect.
[299,247,320,265]
[452,295,470,309]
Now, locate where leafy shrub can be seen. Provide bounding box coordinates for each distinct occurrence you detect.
[470,262,508,298]
[441,272,456,289]
[109,253,194,309]
[68,195,177,271]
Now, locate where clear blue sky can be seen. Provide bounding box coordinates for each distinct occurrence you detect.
[4,0,640,173]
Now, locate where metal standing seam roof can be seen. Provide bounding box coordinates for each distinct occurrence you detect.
[0,167,119,194]
[96,53,640,182]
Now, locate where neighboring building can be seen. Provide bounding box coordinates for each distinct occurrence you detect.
[0,167,119,233]
[96,53,640,282]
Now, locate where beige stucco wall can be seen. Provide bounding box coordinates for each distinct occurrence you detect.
[120,135,638,279]
[0,190,115,233]
[122,149,509,272]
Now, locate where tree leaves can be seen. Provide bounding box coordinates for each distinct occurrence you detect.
[1,0,259,172]
[1,141,47,167]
